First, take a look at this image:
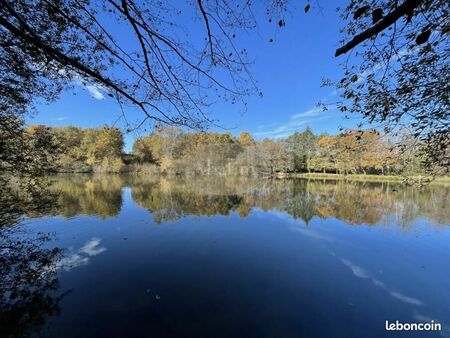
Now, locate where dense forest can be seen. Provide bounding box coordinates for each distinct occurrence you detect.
[8,123,447,178]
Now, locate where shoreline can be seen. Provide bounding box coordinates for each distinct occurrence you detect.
[48,171,450,185]
[276,172,450,185]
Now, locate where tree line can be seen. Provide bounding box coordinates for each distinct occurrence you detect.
[2,121,445,177]
[132,126,446,177]
[1,121,124,174]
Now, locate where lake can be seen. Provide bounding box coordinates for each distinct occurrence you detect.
[2,175,450,338]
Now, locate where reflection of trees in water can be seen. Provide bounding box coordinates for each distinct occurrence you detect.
[306,181,398,225]
[269,180,449,227]
[132,177,244,224]
[7,174,447,227]
[0,176,56,228]
[50,175,123,218]
[0,227,66,337]
[128,176,449,227]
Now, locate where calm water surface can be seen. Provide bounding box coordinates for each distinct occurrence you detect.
[2,175,450,338]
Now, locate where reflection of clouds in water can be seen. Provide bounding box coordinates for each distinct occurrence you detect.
[341,258,370,279]
[340,258,424,306]
[295,223,428,306]
[268,210,334,242]
[291,226,333,242]
[265,210,298,222]
[389,291,423,306]
[58,254,89,271]
[80,238,107,256]
[58,237,106,271]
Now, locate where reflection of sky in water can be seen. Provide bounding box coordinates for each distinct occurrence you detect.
[13,177,450,338]
[279,208,450,337]
[57,237,107,271]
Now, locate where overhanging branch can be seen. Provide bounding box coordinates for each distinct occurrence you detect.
[335,0,422,57]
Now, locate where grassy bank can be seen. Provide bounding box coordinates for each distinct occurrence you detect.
[285,173,450,185]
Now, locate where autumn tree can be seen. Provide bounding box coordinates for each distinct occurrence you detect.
[309,135,339,173]
[132,136,155,164]
[309,130,396,175]
[87,127,124,172]
[238,132,256,147]
[0,117,59,227]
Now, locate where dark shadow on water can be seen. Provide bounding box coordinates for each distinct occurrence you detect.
[0,176,66,337]
[0,227,67,337]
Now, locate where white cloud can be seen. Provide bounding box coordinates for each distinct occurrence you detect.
[291,107,324,119]
[253,105,334,139]
[56,117,67,121]
[85,84,105,100]
[72,74,106,100]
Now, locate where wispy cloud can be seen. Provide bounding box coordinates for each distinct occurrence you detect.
[291,107,324,119]
[85,84,105,100]
[291,226,333,242]
[73,74,106,100]
[253,105,334,139]
[56,117,67,121]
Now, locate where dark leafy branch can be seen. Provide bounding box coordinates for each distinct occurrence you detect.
[331,0,449,171]
[335,0,422,56]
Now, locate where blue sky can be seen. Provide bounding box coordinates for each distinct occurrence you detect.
[28,1,365,152]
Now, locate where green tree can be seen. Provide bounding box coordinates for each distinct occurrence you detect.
[286,127,316,172]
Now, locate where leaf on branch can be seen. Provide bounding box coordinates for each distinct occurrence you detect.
[372,8,383,24]
[304,4,310,14]
[416,29,431,45]
[353,6,370,20]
